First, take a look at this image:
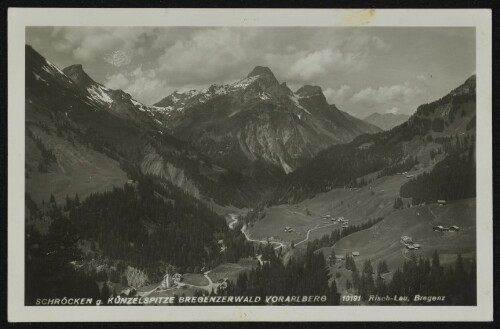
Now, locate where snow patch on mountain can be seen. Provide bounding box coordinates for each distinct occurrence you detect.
[131,98,143,107]
[182,89,201,97]
[41,62,65,77]
[212,84,229,95]
[87,85,113,104]
[258,92,270,100]
[228,110,239,118]
[279,157,294,174]
[232,75,259,89]
[152,105,174,113]
[289,95,311,114]
[33,72,48,84]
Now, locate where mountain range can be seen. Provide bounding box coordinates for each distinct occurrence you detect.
[25,44,382,207]
[153,66,380,174]
[25,44,475,210]
[25,45,260,207]
[363,112,410,131]
[275,74,476,203]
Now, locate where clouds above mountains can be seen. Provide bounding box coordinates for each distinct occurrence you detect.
[27,26,475,116]
[351,82,424,107]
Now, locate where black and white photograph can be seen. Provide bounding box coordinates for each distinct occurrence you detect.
[7,8,493,322]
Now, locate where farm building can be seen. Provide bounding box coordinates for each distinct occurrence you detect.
[121,287,137,297]
[438,200,447,206]
[335,255,345,260]
[162,272,183,288]
[433,225,446,232]
[412,243,421,249]
[432,225,459,232]
[217,278,228,284]
[352,251,360,257]
[405,244,416,250]
[173,273,182,283]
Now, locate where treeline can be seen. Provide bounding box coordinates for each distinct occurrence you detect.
[220,225,255,264]
[429,147,443,162]
[275,143,405,203]
[305,217,384,253]
[378,156,418,178]
[343,251,475,305]
[68,175,228,272]
[26,215,101,305]
[26,175,257,298]
[47,173,255,283]
[216,244,340,305]
[400,144,475,205]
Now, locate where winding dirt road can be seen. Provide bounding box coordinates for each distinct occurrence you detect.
[227,213,239,230]
[256,254,264,266]
[241,221,340,250]
[241,225,285,250]
[294,222,338,247]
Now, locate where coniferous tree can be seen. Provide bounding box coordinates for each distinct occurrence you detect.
[101,282,110,304]
[393,197,403,209]
[330,248,336,266]
[329,280,341,305]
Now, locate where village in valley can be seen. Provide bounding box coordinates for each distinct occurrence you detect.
[70,152,473,304]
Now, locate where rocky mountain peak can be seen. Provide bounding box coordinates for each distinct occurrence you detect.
[247,66,276,79]
[280,82,292,94]
[296,85,324,98]
[63,64,97,87]
[449,74,476,97]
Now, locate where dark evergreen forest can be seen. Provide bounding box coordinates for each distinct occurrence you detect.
[400,143,475,204]
[341,251,476,305]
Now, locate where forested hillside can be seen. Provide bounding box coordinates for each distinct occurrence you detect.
[274,75,476,204]
[70,175,227,269]
[25,174,257,303]
[400,141,475,204]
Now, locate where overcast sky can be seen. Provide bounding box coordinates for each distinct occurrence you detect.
[26,27,475,118]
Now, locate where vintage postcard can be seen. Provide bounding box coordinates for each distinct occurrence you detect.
[8,8,492,322]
